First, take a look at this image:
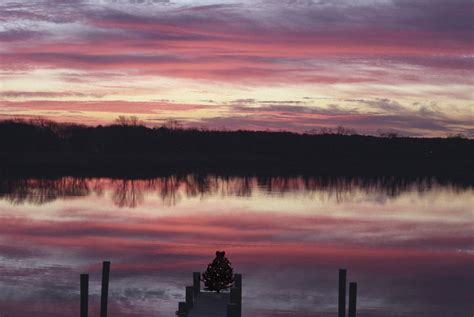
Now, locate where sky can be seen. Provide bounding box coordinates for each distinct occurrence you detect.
[0,0,473,136]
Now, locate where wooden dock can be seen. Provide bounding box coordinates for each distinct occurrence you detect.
[188,292,230,317]
[175,269,359,317]
[176,272,242,317]
[77,262,359,317]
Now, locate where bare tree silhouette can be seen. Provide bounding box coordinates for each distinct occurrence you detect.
[115,116,141,126]
[112,179,144,208]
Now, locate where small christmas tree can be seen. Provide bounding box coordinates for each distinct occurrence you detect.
[202,251,234,293]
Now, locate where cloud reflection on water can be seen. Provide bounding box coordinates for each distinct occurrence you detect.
[0,176,472,316]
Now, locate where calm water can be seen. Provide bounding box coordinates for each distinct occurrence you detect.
[0,176,472,317]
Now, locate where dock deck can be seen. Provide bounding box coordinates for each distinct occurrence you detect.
[188,292,230,317]
[176,272,242,317]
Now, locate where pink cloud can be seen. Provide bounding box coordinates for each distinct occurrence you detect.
[1,100,213,114]
[1,0,473,134]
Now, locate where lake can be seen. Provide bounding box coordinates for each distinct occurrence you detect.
[0,175,472,316]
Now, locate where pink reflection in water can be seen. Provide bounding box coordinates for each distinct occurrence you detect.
[0,176,472,316]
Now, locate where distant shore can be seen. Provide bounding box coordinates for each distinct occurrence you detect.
[1,152,473,181]
[1,119,472,179]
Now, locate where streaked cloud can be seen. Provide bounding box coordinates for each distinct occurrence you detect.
[1,0,473,135]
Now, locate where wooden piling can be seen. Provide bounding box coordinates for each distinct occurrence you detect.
[176,301,187,317]
[227,303,239,317]
[349,282,357,317]
[80,274,89,317]
[338,269,346,317]
[230,287,241,304]
[230,287,242,317]
[193,272,200,296]
[100,261,111,317]
[185,286,194,309]
[234,273,242,289]
[233,273,242,316]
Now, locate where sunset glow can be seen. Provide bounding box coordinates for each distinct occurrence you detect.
[1,0,473,136]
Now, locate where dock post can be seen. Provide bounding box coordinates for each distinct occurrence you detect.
[80,274,89,317]
[234,273,242,289]
[100,261,111,317]
[230,287,242,316]
[234,273,242,297]
[338,269,346,317]
[348,282,357,317]
[233,273,242,316]
[227,303,239,317]
[193,272,200,296]
[176,301,187,317]
[185,286,194,309]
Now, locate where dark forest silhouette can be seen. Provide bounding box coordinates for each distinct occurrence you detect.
[0,119,472,178]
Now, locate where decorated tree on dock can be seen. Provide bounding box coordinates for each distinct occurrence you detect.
[202,251,234,292]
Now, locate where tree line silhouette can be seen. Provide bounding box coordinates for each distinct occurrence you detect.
[0,118,472,178]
